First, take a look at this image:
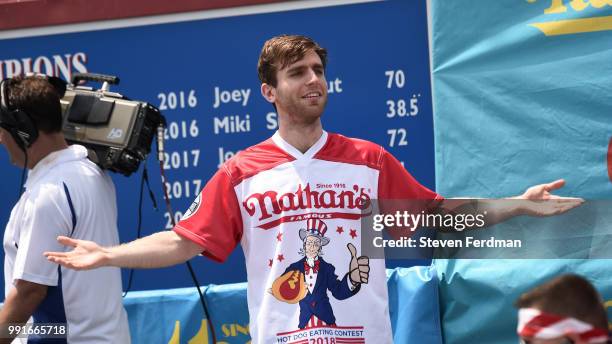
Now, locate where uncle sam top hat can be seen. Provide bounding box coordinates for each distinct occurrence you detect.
[299,218,330,246]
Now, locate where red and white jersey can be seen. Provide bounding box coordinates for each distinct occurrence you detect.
[175,131,441,344]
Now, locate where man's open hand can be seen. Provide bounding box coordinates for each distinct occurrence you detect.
[517,179,584,217]
[44,236,109,270]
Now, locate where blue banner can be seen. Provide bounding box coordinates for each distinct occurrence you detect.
[0,0,436,294]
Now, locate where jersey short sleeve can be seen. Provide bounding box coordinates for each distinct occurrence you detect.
[173,167,243,262]
[12,184,72,286]
[378,148,443,201]
[376,149,443,240]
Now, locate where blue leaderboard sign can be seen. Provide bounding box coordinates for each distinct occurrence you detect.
[0,0,435,293]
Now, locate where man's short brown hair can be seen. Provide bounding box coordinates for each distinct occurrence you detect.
[515,274,609,329]
[7,75,63,133]
[258,34,327,87]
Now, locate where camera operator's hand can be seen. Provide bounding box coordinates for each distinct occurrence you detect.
[45,236,110,270]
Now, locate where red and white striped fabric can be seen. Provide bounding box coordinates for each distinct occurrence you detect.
[518,308,610,343]
[306,218,327,237]
[305,315,330,328]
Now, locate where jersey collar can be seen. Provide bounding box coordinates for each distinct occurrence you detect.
[271,130,328,161]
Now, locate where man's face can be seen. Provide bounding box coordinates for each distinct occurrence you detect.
[0,127,25,167]
[304,236,322,259]
[265,50,328,123]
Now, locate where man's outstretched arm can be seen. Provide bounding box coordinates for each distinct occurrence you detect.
[44,231,203,270]
[439,179,584,226]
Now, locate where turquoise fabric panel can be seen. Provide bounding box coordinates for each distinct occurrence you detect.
[431,0,612,198]
[388,266,443,344]
[431,1,612,343]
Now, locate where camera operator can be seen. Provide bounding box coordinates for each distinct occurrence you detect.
[0,75,130,343]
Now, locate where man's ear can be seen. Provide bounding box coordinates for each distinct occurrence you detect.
[261,83,276,104]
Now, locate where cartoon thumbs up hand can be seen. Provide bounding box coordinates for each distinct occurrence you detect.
[347,243,370,285]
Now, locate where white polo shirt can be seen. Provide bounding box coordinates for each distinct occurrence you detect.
[3,145,130,343]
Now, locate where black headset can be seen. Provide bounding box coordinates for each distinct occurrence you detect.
[0,75,67,151]
[0,78,39,150]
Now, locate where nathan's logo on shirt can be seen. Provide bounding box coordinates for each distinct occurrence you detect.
[242,183,371,229]
[181,192,202,221]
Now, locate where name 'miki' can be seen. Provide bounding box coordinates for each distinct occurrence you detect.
[214,114,251,134]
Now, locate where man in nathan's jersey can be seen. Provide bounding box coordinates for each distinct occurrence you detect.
[45,35,582,343]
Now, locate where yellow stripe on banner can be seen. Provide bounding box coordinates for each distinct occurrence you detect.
[168,321,181,344]
[188,320,210,344]
[605,300,612,331]
[530,15,612,35]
